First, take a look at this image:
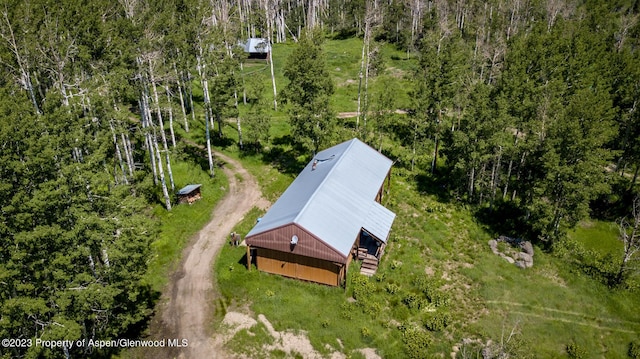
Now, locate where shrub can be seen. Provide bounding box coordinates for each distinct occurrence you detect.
[402,327,430,359]
[340,302,354,320]
[566,341,587,359]
[423,311,450,332]
[630,341,640,359]
[353,275,375,301]
[413,276,450,307]
[553,239,622,287]
[402,292,420,310]
[386,283,400,294]
[414,277,438,297]
[429,291,450,307]
[363,300,384,317]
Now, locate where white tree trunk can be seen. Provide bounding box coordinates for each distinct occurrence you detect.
[140,97,158,184]
[165,85,176,148]
[198,52,215,178]
[109,121,129,184]
[356,34,366,129]
[187,72,196,126]
[153,129,172,210]
[269,38,278,111]
[174,62,189,132]
[121,133,134,177]
[1,10,41,114]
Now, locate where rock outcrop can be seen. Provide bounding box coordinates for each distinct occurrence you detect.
[488,236,534,268]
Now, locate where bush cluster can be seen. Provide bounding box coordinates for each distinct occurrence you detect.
[554,239,623,287]
[422,311,451,332]
[566,341,587,359]
[402,327,431,359]
[630,341,640,359]
[352,274,375,300]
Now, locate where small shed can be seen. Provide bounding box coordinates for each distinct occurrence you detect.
[177,184,202,204]
[245,138,395,286]
[242,38,270,60]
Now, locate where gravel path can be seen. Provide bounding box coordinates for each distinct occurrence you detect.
[147,151,268,359]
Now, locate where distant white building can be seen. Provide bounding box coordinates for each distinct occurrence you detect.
[241,38,270,60]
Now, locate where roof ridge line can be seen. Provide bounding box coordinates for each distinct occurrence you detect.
[292,138,357,224]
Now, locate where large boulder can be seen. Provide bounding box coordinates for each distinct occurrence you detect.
[521,241,534,256]
[518,252,534,268]
[500,253,515,264]
[488,240,499,254]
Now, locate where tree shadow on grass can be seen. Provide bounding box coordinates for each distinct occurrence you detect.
[414,170,541,243]
[211,135,235,149]
[331,27,357,40]
[414,172,455,204]
[474,201,539,243]
[590,178,639,221]
[178,141,210,173]
[260,134,308,175]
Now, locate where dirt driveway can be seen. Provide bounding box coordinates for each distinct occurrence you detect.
[147,151,268,359]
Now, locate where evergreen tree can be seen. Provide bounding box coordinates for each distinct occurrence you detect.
[281,30,335,155]
[244,73,271,147]
[412,33,470,173]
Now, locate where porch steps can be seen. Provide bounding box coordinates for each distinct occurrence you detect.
[360,255,379,276]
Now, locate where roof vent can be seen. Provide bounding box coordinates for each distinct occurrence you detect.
[311,154,335,171]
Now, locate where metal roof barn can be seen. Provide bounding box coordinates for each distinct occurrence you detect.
[245,138,395,286]
[242,38,270,59]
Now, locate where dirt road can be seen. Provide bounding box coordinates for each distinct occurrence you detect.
[148,151,268,359]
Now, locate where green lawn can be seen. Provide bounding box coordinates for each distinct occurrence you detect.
[240,35,415,116]
[569,220,622,257]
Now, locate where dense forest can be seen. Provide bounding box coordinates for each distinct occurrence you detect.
[0,0,639,358]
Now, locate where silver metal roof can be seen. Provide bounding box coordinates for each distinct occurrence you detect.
[362,201,396,244]
[246,138,395,258]
[177,184,201,195]
[244,38,270,53]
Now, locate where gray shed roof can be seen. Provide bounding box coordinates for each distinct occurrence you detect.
[244,38,270,53]
[246,138,395,258]
[177,184,202,195]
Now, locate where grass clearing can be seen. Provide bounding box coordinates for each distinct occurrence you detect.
[569,220,622,256]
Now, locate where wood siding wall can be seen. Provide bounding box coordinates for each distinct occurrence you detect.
[256,248,345,286]
[246,224,347,264]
